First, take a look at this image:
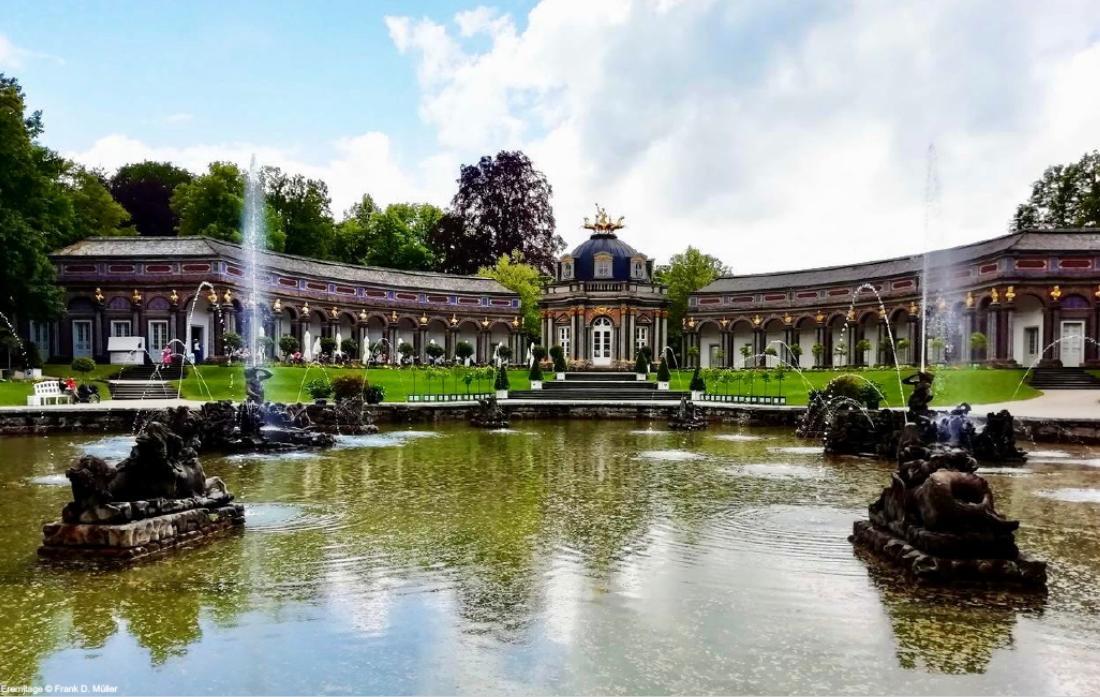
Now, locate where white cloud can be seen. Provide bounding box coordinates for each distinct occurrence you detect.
[0,33,64,69]
[383,0,1100,272]
[64,1,1100,273]
[163,112,194,124]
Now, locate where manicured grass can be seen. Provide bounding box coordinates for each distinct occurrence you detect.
[0,363,121,405]
[677,367,1040,408]
[176,365,532,403]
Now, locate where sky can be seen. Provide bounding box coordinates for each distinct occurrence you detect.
[3,0,1100,273]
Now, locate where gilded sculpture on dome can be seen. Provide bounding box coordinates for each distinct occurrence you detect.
[583,204,625,234]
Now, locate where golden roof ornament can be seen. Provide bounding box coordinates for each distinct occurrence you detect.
[272,298,282,312]
[391,310,399,322]
[878,307,887,319]
[301,302,310,315]
[751,314,763,326]
[420,312,428,325]
[208,288,218,304]
[719,318,729,328]
[131,289,142,304]
[909,301,918,316]
[965,291,974,308]
[222,289,232,304]
[1006,286,1016,302]
[815,310,825,324]
[1094,285,1100,300]
[845,308,855,322]
[481,317,490,328]
[1050,285,1062,301]
[990,287,1000,304]
[330,306,340,319]
[686,316,696,329]
[582,204,625,234]
[94,287,105,303]
[783,312,793,325]
[450,313,458,326]
[511,316,520,327]
[358,308,368,321]
[169,289,179,305]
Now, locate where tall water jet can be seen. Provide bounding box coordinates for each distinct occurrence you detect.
[920,143,942,373]
[241,157,266,367]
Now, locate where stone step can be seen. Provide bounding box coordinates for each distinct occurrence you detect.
[509,390,688,401]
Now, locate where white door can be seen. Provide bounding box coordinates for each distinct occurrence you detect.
[592,317,613,366]
[1061,321,1085,367]
[148,320,169,353]
[72,320,92,358]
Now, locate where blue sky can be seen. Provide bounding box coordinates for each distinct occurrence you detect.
[3,1,1100,270]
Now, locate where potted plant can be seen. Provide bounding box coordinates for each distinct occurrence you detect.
[833,343,848,366]
[279,335,300,359]
[494,364,510,398]
[24,341,43,379]
[397,341,414,365]
[223,331,243,360]
[788,343,802,368]
[331,374,365,402]
[529,356,544,389]
[764,346,778,366]
[930,337,947,364]
[364,384,385,404]
[689,365,705,400]
[969,332,988,364]
[811,342,824,368]
[634,350,649,380]
[496,345,513,364]
[340,338,359,362]
[549,345,567,380]
[656,357,671,390]
[455,340,474,366]
[305,376,332,404]
[740,343,753,369]
[855,338,872,366]
[319,336,338,362]
[895,337,911,365]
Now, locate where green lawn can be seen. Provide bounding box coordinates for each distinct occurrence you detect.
[0,363,1040,407]
[0,363,122,405]
[675,367,1040,408]
[177,365,532,403]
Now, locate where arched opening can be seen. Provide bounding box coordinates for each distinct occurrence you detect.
[795,317,817,369]
[697,321,723,368]
[731,320,753,369]
[828,315,849,368]
[1012,294,1045,365]
[591,316,614,366]
[763,319,785,368]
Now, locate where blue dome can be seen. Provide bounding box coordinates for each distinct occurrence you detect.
[567,233,641,281]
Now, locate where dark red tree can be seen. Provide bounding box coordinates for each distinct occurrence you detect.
[430,150,563,274]
[110,161,193,236]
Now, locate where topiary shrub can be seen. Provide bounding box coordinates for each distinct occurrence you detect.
[689,365,705,392]
[634,351,649,374]
[657,358,671,382]
[455,341,474,363]
[258,335,275,359]
[529,360,543,381]
[279,335,300,356]
[398,341,415,363]
[494,364,510,391]
[331,374,365,401]
[363,384,385,404]
[320,337,337,357]
[549,345,567,373]
[340,338,359,358]
[426,343,445,362]
[24,341,43,369]
[532,345,547,363]
[71,356,96,380]
[223,332,243,353]
[497,345,512,362]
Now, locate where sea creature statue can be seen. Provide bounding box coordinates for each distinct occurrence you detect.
[668,396,707,431]
[471,395,509,429]
[851,422,1046,588]
[244,366,273,405]
[63,420,228,525]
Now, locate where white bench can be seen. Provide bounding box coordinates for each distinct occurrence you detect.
[27,381,72,406]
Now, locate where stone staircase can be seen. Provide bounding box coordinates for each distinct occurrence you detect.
[510,372,689,401]
[107,364,187,400]
[1027,367,1100,390]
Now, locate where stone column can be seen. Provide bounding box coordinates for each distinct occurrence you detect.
[908,316,919,367]
[416,325,426,362]
[94,305,105,360]
[783,326,794,367]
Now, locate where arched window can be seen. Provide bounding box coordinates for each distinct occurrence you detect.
[594,253,613,279]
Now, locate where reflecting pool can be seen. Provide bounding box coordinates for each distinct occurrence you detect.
[2,421,1100,695]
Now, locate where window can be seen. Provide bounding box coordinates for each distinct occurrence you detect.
[29,320,50,355]
[558,326,571,358]
[149,320,169,352]
[110,320,132,337]
[561,261,573,280]
[1025,327,1039,356]
[632,260,644,279]
[592,317,613,361]
[594,256,612,279]
[635,325,649,351]
[72,320,93,358]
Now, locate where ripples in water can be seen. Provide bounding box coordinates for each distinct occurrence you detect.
[80,435,135,461]
[637,449,705,461]
[709,505,863,574]
[727,463,826,480]
[630,428,670,436]
[27,474,68,486]
[713,433,766,442]
[1034,488,1100,504]
[243,503,345,533]
[224,450,327,463]
[334,431,441,449]
[977,466,1033,475]
[768,446,822,455]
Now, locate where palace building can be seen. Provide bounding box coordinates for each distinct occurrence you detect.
[39,236,524,365]
[684,229,1100,370]
[539,207,669,366]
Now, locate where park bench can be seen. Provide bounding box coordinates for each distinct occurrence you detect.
[27,380,73,406]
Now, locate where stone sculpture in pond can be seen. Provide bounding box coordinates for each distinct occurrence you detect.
[838,372,1046,589]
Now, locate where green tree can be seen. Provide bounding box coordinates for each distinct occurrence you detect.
[61,166,131,244]
[1013,150,1100,230]
[654,247,730,353]
[478,252,544,338]
[265,167,335,258]
[109,161,193,236]
[171,162,285,250]
[331,194,380,264]
[0,74,70,320]
[431,150,563,274]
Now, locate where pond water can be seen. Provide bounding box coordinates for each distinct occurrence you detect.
[2,421,1100,695]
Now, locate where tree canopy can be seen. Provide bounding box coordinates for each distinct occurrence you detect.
[1013,150,1100,230]
[109,161,193,236]
[478,252,544,338]
[265,167,335,259]
[0,74,69,320]
[61,166,132,245]
[431,150,563,275]
[655,246,730,351]
[331,196,442,270]
[171,162,286,250]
